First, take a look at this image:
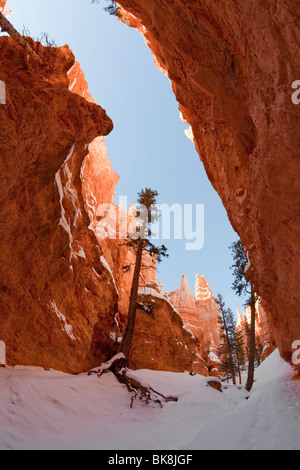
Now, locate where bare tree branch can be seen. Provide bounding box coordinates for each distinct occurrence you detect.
[0,12,43,65]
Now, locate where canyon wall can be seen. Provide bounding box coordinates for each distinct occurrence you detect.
[117,0,300,370]
[0,35,211,375]
[0,38,120,373]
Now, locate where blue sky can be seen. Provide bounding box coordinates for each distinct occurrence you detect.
[8,0,246,314]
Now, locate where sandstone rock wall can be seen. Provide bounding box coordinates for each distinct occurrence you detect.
[0,36,205,375]
[132,281,207,374]
[0,38,119,373]
[2,0,295,375]
[117,0,300,370]
[237,299,276,361]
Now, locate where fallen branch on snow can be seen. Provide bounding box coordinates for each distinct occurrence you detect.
[88,353,178,408]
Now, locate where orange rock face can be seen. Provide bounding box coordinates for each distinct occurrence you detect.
[0,38,119,373]
[0,0,8,12]
[117,0,300,370]
[237,300,276,361]
[169,274,199,333]
[130,282,206,374]
[2,0,297,376]
[169,274,221,376]
[0,36,205,375]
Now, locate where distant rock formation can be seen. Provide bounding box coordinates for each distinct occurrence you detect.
[195,275,221,354]
[237,299,276,361]
[169,274,198,333]
[129,281,207,374]
[0,0,10,14]
[170,274,221,376]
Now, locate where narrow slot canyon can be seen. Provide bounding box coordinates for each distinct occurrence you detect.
[0,0,299,452]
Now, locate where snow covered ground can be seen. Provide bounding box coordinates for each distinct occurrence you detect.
[0,349,299,450]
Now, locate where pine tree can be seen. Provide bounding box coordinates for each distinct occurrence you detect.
[235,326,246,385]
[88,188,176,407]
[91,0,119,16]
[229,239,257,392]
[217,294,237,385]
[119,188,168,359]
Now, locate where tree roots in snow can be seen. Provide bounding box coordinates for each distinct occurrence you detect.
[88,353,178,408]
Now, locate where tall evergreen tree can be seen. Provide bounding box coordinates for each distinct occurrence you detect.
[91,0,119,16]
[89,188,176,407]
[119,188,168,359]
[235,326,246,385]
[217,294,237,385]
[229,239,257,392]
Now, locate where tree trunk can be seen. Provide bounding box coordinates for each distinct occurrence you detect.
[119,237,144,359]
[89,353,178,408]
[237,364,242,385]
[221,312,236,385]
[245,284,256,392]
[0,12,43,65]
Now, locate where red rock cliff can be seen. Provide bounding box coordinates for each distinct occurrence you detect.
[0,35,204,375]
[0,38,120,373]
[132,281,207,374]
[117,0,300,370]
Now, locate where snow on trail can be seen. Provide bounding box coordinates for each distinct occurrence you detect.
[183,350,300,450]
[0,350,299,450]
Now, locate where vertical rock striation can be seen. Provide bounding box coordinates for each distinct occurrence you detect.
[0,38,118,373]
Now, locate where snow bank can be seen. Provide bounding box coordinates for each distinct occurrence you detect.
[0,350,299,450]
[183,350,300,450]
